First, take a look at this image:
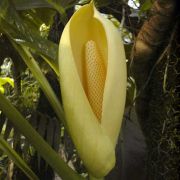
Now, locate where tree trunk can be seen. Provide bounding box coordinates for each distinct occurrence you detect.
[131,0,179,179]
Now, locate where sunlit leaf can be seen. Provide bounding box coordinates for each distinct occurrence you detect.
[0,77,14,94]
[0,77,14,87]
[0,86,5,94]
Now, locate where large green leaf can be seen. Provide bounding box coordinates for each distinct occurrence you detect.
[0,136,39,180]
[45,0,67,24]
[20,8,56,28]
[0,0,59,74]
[12,43,65,124]
[13,0,52,10]
[13,0,78,10]
[0,92,85,180]
[13,0,78,25]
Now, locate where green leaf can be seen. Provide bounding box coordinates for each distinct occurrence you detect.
[126,77,136,106]
[140,0,153,12]
[0,86,5,94]
[12,43,64,124]
[0,136,39,180]
[0,77,14,87]
[13,0,78,10]
[0,77,14,94]
[0,93,85,180]
[13,0,52,10]
[45,0,68,24]
[0,0,59,75]
[94,0,111,7]
[20,8,56,27]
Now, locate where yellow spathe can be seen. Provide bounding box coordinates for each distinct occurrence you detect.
[59,1,126,178]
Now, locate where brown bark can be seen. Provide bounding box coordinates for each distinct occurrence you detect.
[131,0,179,179]
[131,0,177,131]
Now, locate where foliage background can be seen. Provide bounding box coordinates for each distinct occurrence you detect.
[0,0,179,180]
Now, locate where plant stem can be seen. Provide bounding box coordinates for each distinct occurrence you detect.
[12,42,66,125]
[0,93,85,180]
[89,174,104,180]
[0,136,39,180]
